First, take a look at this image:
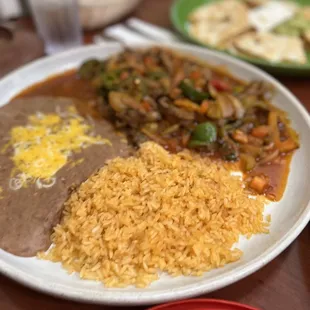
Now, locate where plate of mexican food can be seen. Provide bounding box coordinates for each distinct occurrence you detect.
[0,42,309,305]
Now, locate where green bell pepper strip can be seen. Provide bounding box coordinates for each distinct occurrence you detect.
[189,122,217,148]
[180,80,212,102]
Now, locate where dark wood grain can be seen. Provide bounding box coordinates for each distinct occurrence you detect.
[0,28,44,78]
[0,1,309,309]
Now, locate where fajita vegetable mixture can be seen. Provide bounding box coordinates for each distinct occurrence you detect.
[78,47,299,198]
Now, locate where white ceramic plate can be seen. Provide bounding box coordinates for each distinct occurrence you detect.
[0,42,310,306]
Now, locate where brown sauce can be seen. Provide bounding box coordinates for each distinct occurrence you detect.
[13,70,293,201]
[14,69,100,118]
[15,69,96,101]
[248,154,292,201]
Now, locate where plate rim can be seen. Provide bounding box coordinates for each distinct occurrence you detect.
[170,0,310,73]
[0,42,310,306]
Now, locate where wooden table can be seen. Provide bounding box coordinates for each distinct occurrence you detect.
[0,0,309,309]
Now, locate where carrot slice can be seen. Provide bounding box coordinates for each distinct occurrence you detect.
[249,176,269,194]
[141,100,151,112]
[200,100,210,114]
[279,139,298,153]
[190,71,201,80]
[251,125,270,138]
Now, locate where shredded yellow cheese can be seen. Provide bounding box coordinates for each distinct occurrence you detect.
[5,106,110,187]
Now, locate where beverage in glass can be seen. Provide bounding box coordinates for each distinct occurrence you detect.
[29,0,82,54]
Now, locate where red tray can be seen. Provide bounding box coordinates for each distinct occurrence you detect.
[148,299,260,310]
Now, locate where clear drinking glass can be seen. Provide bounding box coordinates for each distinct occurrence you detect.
[29,0,82,55]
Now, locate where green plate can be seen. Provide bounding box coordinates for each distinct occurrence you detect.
[171,0,310,76]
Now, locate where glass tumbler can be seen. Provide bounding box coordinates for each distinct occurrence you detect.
[29,0,82,55]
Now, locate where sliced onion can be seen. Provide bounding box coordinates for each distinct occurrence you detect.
[217,94,234,118]
[227,95,245,119]
[208,83,218,98]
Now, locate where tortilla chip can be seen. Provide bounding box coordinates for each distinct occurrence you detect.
[234,32,307,64]
[189,0,250,47]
